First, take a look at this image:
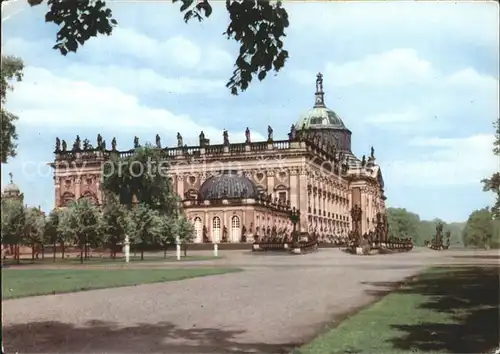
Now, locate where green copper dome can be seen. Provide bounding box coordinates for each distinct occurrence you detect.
[296,106,346,130]
[295,73,347,131]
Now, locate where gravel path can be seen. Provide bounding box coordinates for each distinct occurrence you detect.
[2,248,498,353]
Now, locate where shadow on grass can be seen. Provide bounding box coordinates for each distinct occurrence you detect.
[364,266,500,353]
[2,320,297,353]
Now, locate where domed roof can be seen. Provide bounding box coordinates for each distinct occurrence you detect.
[3,173,20,194]
[198,171,259,200]
[296,106,346,130]
[295,73,347,131]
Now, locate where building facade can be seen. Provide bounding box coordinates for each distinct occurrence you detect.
[51,74,387,244]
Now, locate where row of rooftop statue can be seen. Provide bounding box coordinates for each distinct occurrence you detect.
[54,125,291,153]
[54,126,376,168]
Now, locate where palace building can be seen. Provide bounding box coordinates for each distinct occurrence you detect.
[51,73,387,244]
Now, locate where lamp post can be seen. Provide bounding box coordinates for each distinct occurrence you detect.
[289,207,300,245]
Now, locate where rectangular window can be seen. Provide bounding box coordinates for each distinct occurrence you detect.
[278,191,287,203]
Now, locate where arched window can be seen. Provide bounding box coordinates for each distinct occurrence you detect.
[212,216,221,243]
[231,216,240,243]
[60,192,75,207]
[194,217,203,243]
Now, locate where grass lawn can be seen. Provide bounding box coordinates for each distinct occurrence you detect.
[1,254,221,266]
[2,268,241,300]
[298,266,499,354]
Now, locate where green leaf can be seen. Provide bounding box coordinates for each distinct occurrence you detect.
[180,0,194,12]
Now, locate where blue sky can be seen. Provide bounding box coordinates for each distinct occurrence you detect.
[1,1,498,222]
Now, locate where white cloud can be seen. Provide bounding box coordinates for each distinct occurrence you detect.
[82,27,233,73]
[5,66,264,145]
[2,38,227,96]
[61,64,225,95]
[292,49,497,90]
[365,107,421,124]
[325,49,435,87]
[386,134,498,186]
[289,48,498,135]
[287,2,499,48]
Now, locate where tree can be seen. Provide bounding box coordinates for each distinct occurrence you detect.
[126,203,162,260]
[58,199,102,263]
[482,119,500,218]
[1,198,26,263]
[177,216,195,256]
[100,194,129,258]
[102,144,179,215]
[44,209,61,261]
[10,0,288,95]
[386,208,421,244]
[159,216,177,258]
[56,208,76,259]
[23,207,46,260]
[462,208,495,249]
[1,55,24,163]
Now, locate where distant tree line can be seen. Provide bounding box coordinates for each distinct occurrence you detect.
[387,207,500,249]
[1,145,195,263]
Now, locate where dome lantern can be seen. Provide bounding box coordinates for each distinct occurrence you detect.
[295,72,348,131]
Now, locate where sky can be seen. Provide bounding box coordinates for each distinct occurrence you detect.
[1,0,499,222]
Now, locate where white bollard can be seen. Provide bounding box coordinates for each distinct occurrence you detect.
[176,236,181,261]
[176,244,181,260]
[124,235,130,263]
[214,243,218,257]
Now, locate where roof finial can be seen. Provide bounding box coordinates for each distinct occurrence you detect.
[314,72,325,107]
[8,172,13,184]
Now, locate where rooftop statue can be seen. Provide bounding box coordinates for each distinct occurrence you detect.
[55,137,61,153]
[177,132,183,147]
[82,138,90,150]
[267,125,273,142]
[370,146,375,159]
[62,140,67,152]
[133,136,140,148]
[361,155,366,167]
[111,137,117,151]
[245,127,251,144]
[289,124,296,141]
[97,134,103,149]
[72,135,81,152]
[155,134,161,149]
[316,72,323,93]
[223,129,229,145]
[199,131,205,146]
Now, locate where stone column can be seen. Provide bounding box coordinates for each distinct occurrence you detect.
[321,187,328,215]
[267,170,275,197]
[95,176,102,205]
[75,177,81,199]
[54,178,61,208]
[299,169,308,233]
[176,175,184,200]
[360,189,367,234]
[290,169,299,208]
